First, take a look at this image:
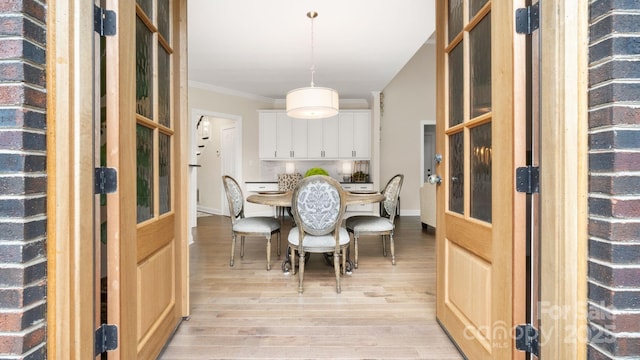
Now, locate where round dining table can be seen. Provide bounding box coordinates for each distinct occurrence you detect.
[246,190,385,209]
[246,189,385,273]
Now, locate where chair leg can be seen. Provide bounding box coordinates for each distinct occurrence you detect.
[354,235,359,269]
[341,247,347,275]
[266,235,272,271]
[230,234,236,267]
[240,236,245,258]
[390,233,396,265]
[382,235,387,257]
[290,246,296,275]
[277,231,281,257]
[298,249,305,293]
[334,250,341,294]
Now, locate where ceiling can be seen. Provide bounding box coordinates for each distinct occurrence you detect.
[187,0,436,103]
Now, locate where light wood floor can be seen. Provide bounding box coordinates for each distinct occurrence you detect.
[159,215,463,360]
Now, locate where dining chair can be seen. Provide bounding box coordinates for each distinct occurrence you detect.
[288,175,349,293]
[222,175,281,270]
[345,174,404,268]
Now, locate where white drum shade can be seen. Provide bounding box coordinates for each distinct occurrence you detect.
[286,86,339,119]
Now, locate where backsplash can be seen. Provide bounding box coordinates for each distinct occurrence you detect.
[259,160,370,182]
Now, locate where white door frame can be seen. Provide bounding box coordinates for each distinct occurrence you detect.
[420,119,436,185]
[189,109,242,237]
[220,125,238,216]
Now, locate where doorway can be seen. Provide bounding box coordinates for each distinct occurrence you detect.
[190,111,242,220]
[421,121,437,229]
[421,121,436,184]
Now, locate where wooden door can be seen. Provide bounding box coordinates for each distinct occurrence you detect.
[435,0,527,359]
[105,0,188,358]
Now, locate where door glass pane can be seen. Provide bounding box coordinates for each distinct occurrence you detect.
[137,124,154,223]
[470,0,489,19]
[470,13,492,118]
[136,17,154,119]
[449,131,464,214]
[158,46,171,127]
[158,0,170,43]
[448,43,464,127]
[470,123,492,222]
[136,0,153,20]
[159,133,171,215]
[448,0,463,43]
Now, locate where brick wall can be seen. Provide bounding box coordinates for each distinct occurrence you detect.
[588,0,640,358]
[0,1,48,359]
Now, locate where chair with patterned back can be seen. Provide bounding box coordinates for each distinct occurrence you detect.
[222,175,281,270]
[345,174,404,268]
[288,175,349,293]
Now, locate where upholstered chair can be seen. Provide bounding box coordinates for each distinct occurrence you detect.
[345,174,404,268]
[288,175,349,293]
[222,175,281,270]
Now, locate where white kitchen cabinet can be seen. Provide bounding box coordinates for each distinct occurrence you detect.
[259,112,278,159]
[259,111,307,159]
[276,112,307,159]
[259,110,370,160]
[307,115,339,158]
[338,110,371,159]
[341,183,375,213]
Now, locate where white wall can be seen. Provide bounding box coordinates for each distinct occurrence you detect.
[380,41,436,215]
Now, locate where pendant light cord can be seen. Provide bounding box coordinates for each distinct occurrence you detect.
[307,11,318,87]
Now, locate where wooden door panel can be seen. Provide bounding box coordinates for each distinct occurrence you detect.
[137,242,176,347]
[137,214,175,262]
[446,240,491,334]
[444,213,491,261]
[436,0,525,359]
[104,0,187,358]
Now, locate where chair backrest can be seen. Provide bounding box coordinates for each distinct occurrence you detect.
[277,173,303,192]
[291,175,346,240]
[222,175,244,220]
[380,174,404,221]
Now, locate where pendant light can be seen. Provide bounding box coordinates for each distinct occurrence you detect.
[286,11,339,119]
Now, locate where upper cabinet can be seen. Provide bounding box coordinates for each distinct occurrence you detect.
[339,110,371,159]
[258,112,277,159]
[259,111,307,159]
[259,110,370,160]
[276,112,308,159]
[307,115,339,159]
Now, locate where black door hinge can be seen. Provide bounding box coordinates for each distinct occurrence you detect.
[516,166,539,194]
[95,324,118,356]
[95,167,117,194]
[515,323,539,356]
[515,3,539,34]
[94,4,117,36]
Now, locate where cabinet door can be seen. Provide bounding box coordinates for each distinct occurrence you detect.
[291,118,308,158]
[338,112,355,158]
[322,115,340,158]
[259,112,277,159]
[352,111,370,158]
[276,112,292,159]
[308,116,338,159]
[307,120,324,158]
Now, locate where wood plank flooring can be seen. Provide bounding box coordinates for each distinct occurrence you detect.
[159,215,463,359]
